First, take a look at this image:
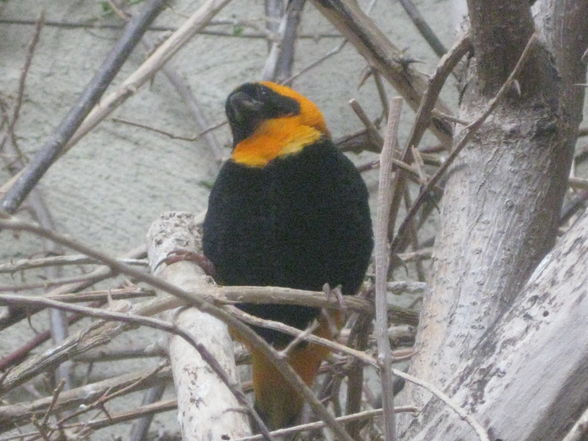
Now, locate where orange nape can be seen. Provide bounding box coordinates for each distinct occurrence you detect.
[232,118,323,167]
[259,81,330,135]
[231,81,331,168]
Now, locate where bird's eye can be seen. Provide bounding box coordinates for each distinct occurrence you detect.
[258,87,269,100]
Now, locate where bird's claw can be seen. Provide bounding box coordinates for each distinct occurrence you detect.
[323,283,346,312]
[162,250,216,277]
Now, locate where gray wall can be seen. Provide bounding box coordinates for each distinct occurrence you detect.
[0,0,457,437]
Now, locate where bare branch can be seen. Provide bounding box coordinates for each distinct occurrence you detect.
[391,34,539,252]
[262,0,305,83]
[397,0,447,57]
[387,33,471,243]
[0,13,44,153]
[0,254,147,273]
[234,406,420,441]
[374,97,404,441]
[466,0,535,94]
[0,0,167,214]
[0,245,147,331]
[0,213,356,441]
[310,0,453,145]
[0,366,171,430]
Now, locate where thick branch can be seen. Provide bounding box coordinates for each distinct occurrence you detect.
[466,0,535,94]
[536,0,588,129]
[310,0,453,146]
[403,0,585,425]
[401,209,588,441]
[146,212,250,441]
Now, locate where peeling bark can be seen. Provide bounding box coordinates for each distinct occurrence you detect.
[147,212,251,441]
[401,209,588,440]
[401,0,588,432]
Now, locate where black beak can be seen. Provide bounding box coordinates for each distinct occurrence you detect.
[228,92,263,122]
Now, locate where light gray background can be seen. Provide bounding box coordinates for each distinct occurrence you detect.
[4,0,577,438]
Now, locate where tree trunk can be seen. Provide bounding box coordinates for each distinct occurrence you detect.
[401,207,588,440]
[403,0,587,410]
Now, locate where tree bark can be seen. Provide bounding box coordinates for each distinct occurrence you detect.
[147,212,251,441]
[403,0,587,413]
[401,208,588,441]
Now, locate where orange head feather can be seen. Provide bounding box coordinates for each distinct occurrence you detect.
[225,81,330,167]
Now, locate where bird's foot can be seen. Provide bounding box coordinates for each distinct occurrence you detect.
[323,283,346,312]
[163,250,216,277]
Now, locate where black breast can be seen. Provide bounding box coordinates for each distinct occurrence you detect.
[202,140,373,345]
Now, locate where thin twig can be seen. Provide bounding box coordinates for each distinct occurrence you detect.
[0,13,44,152]
[0,17,341,39]
[228,306,378,367]
[0,273,123,292]
[234,406,419,441]
[46,287,155,303]
[0,215,352,441]
[349,99,383,151]
[374,97,404,441]
[0,245,146,331]
[0,0,166,214]
[0,366,171,430]
[111,117,227,143]
[386,33,471,240]
[283,39,347,85]
[53,364,168,428]
[0,255,146,273]
[40,379,65,427]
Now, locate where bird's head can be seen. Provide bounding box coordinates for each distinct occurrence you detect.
[225,82,330,167]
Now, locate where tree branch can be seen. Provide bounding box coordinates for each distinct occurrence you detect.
[466,0,535,94]
[0,0,166,214]
[401,208,588,441]
[374,97,404,441]
[310,0,453,146]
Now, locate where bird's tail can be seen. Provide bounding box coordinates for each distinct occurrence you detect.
[249,312,340,429]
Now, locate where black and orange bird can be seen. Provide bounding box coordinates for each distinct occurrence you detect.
[202,81,373,429]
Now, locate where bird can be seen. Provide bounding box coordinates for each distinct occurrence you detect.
[202,81,373,429]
